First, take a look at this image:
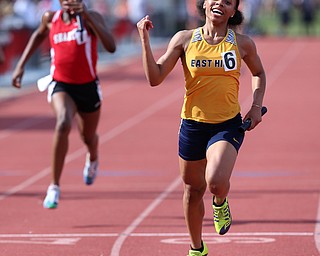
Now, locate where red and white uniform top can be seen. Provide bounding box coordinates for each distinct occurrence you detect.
[49,10,98,84]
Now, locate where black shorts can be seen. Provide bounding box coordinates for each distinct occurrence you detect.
[178,114,245,161]
[52,80,102,113]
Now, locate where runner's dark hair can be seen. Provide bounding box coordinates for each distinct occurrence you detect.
[196,0,244,26]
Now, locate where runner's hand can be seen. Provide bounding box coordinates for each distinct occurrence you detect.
[12,67,24,89]
[137,15,154,41]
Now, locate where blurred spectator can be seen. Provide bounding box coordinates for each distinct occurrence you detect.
[148,1,176,37]
[299,0,315,35]
[51,0,88,11]
[90,0,115,50]
[0,0,13,20]
[241,0,263,34]
[13,0,40,30]
[91,0,110,18]
[175,0,188,30]
[111,0,150,42]
[127,0,148,24]
[0,46,4,64]
[127,0,150,40]
[0,0,319,76]
[186,0,203,29]
[37,0,52,15]
[13,0,42,67]
[112,0,132,42]
[51,0,61,11]
[276,0,293,35]
[0,0,12,66]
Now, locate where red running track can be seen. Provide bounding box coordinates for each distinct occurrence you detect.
[0,37,319,256]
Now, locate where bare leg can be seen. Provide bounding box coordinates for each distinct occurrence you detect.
[206,141,238,205]
[50,92,77,185]
[77,109,100,161]
[179,157,207,250]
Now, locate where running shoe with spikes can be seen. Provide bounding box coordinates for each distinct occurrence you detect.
[43,184,60,209]
[187,241,208,256]
[212,197,232,235]
[83,153,98,185]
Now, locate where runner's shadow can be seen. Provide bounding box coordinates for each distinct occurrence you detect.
[61,190,182,201]
[72,224,115,229]
[0,115,55,130]
[203,218,320,226]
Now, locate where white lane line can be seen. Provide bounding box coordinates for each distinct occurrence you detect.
[0,232,313,238]
[0,238,81,245]
[0,87,182,201]
[0,232,313,246]
[0,167,50,201]
[110,176,182,256]
[0,233,119,238]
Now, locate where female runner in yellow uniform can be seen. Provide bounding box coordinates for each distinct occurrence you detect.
[137,0,266,255]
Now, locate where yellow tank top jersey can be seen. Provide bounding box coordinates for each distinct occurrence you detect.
[181,28,241,124]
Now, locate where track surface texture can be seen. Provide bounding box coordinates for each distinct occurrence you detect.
[0,37,319,256]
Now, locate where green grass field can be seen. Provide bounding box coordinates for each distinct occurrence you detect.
[251,7,320,37]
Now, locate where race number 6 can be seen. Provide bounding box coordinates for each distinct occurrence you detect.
[221,50,237,71]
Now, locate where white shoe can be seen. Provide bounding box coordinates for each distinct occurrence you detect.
[43,184,60,209]
[83,153,98,185]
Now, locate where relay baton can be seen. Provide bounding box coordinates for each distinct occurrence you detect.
[239,106,268,132]
[76,14,84,42]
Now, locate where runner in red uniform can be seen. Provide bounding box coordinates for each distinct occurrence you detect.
[12,0,116,209]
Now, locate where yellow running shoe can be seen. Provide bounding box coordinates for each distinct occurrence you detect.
[187,241,208,256]
[212,197,232,235]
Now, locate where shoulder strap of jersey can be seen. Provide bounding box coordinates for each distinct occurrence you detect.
[225,29,237,46]
[52,10,61,23]
[191,27,203,43]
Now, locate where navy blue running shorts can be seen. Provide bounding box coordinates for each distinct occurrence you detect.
[52,79,102,113]
[178,114,245,161]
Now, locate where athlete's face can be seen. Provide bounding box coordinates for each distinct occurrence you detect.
[60,0,83,15]
[60,0,82,4]
[204,0,236,23]
[60,0,82,3]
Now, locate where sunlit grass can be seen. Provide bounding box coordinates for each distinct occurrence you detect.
[251,7,320,37]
